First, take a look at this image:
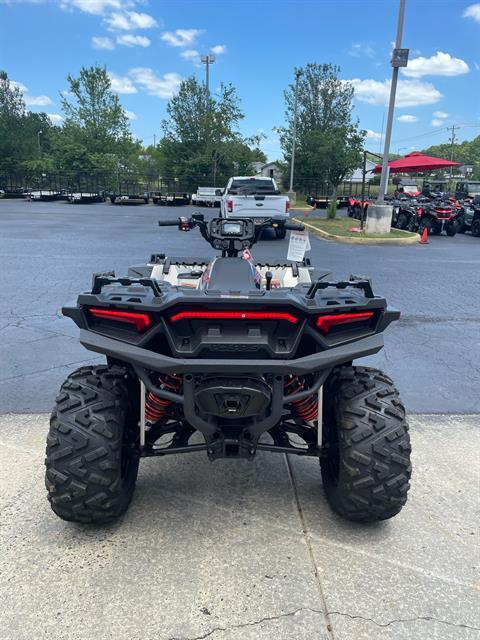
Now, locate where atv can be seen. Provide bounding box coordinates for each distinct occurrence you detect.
[45,215,411,525]
[416,199,460,236]
[456,197,480,237]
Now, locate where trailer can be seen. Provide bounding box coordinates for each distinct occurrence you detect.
[191,186,222,207]
[110,182,149,205]
[68,191,106,204]
[152,191,190,206]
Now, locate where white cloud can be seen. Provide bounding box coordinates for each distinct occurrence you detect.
[402,51,469,78]
[106,10,157,30]
[11,80,53,106]
[211,44,226,55]
[124,109,137,120]
[365,129,382,141]
[128,67,182,98]
[108,71,137,94]
[161,28,203,47]
[117,34,150,47]
[180,49,199,60]
[47,113,64,124]
[433,110,448,118]
[348,43,375,58]
[180,49,201,66]
[92,35,115,49]
[348,78,442,107]
[397,114,418,123]
[60,0,134,15]
[463,3,480,22]
[431,119,444,127]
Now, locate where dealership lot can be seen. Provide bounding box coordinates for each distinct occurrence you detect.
[0,199,479,640]
[1,199,479,413]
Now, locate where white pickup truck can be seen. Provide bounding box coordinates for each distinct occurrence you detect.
[219,176,290,238]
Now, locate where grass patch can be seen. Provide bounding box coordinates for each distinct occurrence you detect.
[301,216,417,239]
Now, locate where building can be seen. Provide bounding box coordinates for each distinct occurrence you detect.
[253,161,283,183]
[347,159,377,183]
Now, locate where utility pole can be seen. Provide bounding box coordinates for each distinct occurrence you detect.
[288,69,302,198]
[377,0,409,203]
[447,124,457,180]
[201,54,216,95]
[153,133,156,147]
[37,130,43,156]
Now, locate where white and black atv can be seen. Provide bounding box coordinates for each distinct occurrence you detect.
[46,215,411,524]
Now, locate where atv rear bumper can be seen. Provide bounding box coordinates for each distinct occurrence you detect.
[80,329,383,377]
[80,329,383,460]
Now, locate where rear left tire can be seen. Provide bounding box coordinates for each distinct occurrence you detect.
[45,365,140,524]
[320,366,411,523]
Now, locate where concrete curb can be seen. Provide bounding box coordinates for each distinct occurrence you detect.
[296,218,420,245]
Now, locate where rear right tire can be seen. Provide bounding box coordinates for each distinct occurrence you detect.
[320,366,411,523]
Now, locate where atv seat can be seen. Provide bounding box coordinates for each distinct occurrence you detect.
[208,258,258,290]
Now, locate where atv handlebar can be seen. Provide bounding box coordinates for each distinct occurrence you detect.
[157,215,306,257]
[158,219,184,227]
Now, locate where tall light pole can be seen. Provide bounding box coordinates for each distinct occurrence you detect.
[201,54,216,95]
[377,0,409,203]
[288,69,302,197]
[37,130,43,156]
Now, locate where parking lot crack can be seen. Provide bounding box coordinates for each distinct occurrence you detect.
[327,610,479,631]
[284,454,335,638]
[167,607,327,640]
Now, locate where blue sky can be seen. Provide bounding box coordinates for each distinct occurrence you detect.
[1,0,479,160]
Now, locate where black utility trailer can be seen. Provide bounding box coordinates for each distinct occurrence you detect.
[152,191,190,206]
[110,183,149,205]
[68,191,106,204]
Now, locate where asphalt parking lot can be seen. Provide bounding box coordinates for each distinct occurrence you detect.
[1,199,479,640]
[0,199,479,414]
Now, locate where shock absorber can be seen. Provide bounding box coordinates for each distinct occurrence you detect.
[144,374,183,423]
[284,375,318,422]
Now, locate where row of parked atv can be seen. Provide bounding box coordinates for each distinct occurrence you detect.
[348,194,480,237]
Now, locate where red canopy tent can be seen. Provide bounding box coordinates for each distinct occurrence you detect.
[372,151,460,174]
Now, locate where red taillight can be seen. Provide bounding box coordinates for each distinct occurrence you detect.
[89,308,151,332]
[169,310,298,324]
[227,199,233,213]
[316,312,374,334]
[286,200,290,213]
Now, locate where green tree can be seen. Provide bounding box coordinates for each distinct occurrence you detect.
[61,65,130,154]
[278,63,365,216]
[160,76,263,186]
[0,70,52,172]
[423,136,480,179]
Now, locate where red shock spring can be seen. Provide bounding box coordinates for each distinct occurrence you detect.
[144,374,183,422]
[284,375,318,422]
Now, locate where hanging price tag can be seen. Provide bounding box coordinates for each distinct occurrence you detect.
[287,231,310,262]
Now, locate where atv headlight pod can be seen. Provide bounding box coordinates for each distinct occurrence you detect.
[315,311,375,334]
[89,307,152,333]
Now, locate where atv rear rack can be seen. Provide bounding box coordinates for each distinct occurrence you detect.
[91,273,163,296]
[305,276,374,300]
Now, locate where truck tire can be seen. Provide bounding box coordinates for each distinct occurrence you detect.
[45,365,140,524]
[320,366,411,523]
[275,227,287,239]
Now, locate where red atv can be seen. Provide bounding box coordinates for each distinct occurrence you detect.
[417,200,460,237]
